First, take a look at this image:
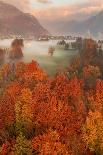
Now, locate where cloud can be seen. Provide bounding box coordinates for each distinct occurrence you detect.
[36,0,52,4]
[31,0,103,22]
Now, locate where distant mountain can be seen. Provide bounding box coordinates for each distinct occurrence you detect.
[43,11,103,37]
[0,2,49,38]
[67,11,103,37]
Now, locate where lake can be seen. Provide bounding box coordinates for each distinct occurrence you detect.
[0,39,78,76]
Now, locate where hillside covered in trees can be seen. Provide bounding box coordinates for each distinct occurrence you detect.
[0,38,103,155]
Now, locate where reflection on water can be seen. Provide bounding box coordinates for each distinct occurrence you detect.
[0,39,78,76]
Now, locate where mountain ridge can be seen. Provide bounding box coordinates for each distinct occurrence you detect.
[43,11,103,37]
[0,1,49,38]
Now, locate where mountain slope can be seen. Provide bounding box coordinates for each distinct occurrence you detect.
[0,2,49,38]
[44,11,103,36]
[66,11,103,36]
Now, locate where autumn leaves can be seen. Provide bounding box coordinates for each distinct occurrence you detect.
[0,42,103,155]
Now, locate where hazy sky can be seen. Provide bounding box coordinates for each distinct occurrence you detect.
[31,0,103,21]
[1,0,103,21]
[30,0,85,8]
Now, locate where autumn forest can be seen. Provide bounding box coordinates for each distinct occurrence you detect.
[0,38,102,155]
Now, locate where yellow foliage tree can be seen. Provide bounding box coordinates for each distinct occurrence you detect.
[82,110,103,154]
